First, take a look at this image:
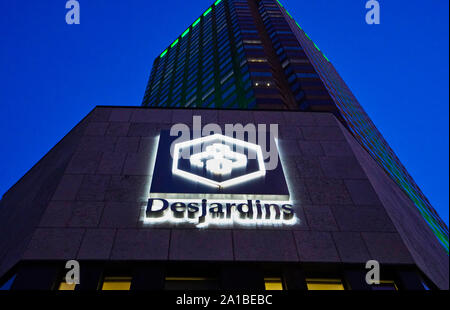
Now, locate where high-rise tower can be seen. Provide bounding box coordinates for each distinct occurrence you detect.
[142,0,448,252]
[0,0,448,291]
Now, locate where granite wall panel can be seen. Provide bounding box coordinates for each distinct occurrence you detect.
[0,107,446,289]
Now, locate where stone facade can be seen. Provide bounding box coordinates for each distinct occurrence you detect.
[0,107,447,289]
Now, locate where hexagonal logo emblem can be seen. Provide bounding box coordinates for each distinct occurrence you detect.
[172,134,266,189]
[149,131,289,200]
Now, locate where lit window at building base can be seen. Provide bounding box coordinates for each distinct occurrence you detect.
[306,279,345,291]
[264,278,284,290]
[101,277,132,291]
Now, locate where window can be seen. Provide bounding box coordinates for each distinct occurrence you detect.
[0,274,16,291]
[221,84,236,100]
[306,278,345,290]
[101,276,132,290]
[219,57,231,69]
[220,62,233,74]
[202,67,214,81]
[251,71,272,77]
[221,76,235,91]
[421,281,431,290]
[243,40,262,44]
[372,280,398,291]
[220,70,234,84]
[223,93,238,108]
[202,78,214,92]
[58,282,76,290]
[264,278,284,290]
[202,87,215,101]
[218,40,230,52]
[186,95,197,107]
[186,87,197,100]
[202,59,214,72]
[295,73,319,79]
[244,45,263,50]
[219,49,231,60]
[248,58,268,63]
[57,276,77,290]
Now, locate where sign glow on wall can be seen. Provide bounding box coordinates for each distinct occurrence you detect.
[145,131,297,228]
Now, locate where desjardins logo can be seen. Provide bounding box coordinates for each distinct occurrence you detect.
[144,117,297,228]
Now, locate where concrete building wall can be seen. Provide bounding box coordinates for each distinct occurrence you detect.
[0,107,447,289]
[340,123,449,289]
[0,115,89,278]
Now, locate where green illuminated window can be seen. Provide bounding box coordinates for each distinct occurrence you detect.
[203,7,212,17]
[160,49,168,58]
[264,278,284,290]
[214,0,222,5]
[193,17,201,28]
[181,28,190,38]
[171,39,179,48]
[306,278,345,290]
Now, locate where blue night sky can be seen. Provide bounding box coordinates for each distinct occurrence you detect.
[0,0,448,225]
